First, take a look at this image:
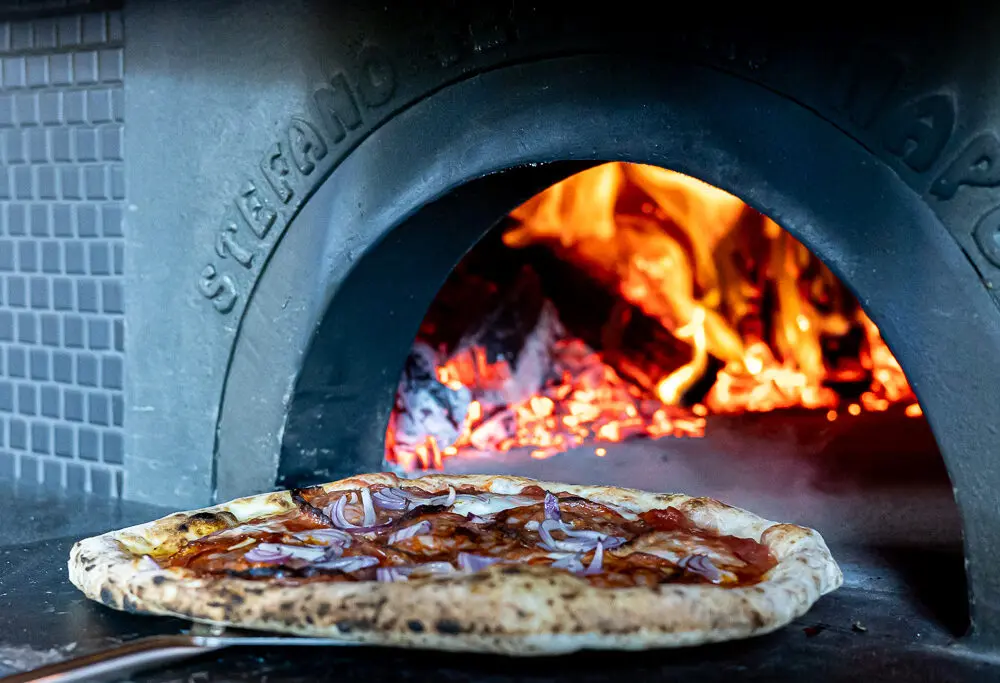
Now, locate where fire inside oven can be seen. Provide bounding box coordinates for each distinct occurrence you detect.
[385,163,924,480]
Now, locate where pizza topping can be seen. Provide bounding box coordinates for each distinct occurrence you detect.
[312,555,379,572]
[678,554,724,584]
[584,541,605,575]
[292,528,352,546]
[372,487,409,510]
[387,520,432,545]
[160,485,778,588]
[457,552,504,572]
[376,562,457,582]
[136,555,160,571]
[544,491,561,521]
[360,487,377,526]
[327,494,392,533]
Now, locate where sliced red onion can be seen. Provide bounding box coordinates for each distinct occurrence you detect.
[312,555,379,572]
[244,543,328,564]
[599,535,627,550]
[524,520,540,531]
[360,487,376,526]
[544,492,561,521]
[465,514,491,524]
[537,518,627,553]
[376,567,407,582]
[373,488,408,510]
[408,561,456,576]
[375,562,455,582]
[397,485,457,507]
[457,553,503,572]
[583,541,604,575]
[243,543,292,564]
[549,553,585,573]
[326,495,392,533]
[136,555,160,571]
[293,528,352,547]
[538,519,600,553]
[387,520,431,544]
[679,554,723,583]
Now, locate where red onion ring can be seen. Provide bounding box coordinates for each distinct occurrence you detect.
[372,488,408,510]
[387,520,431,545]
[375,562,456,582]
[537,519,626,552]
[244,543,328,564]
[293,528,352,546]
[549,553,585,573]
[679,554,723,583]
[544,492,561,521]
[243,543,292,564]
[136,555,160,571]
[583,541,604,575]
[360,487,377,526]
[457,553,503,572]
[326,496,392,533]
[376,567,407,582]
[312,555,379,572]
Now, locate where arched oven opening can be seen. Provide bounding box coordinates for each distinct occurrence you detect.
[382,163,961,553]
[275,159,966,638]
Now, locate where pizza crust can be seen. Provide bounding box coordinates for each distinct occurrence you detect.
[68,473,842,654]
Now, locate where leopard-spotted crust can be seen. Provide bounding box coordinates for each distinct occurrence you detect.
[68,473,842,654]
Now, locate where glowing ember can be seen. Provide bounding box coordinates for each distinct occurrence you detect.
[386,163,922,471]
[389,338,705,471]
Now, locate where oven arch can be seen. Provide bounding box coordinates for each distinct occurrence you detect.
[215,54,1000,644]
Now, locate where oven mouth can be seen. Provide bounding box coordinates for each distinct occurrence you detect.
[360,162,959,553]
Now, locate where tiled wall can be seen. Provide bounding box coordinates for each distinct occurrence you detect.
[0,7,125,495]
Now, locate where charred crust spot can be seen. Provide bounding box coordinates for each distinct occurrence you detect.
[516,609,528,618]
[560,592,581,600]
[435,619,463,635]
[317,603,331,617]
[151,575,167,585]
[407,620,425,633]
[189,512,220,522]
[280,601,295,613]
[336,619,371,633]
[500,566,523,575]
[122,597,138,613]
[177,523,189,533]
[99,587,115,606]
[546,598,554,606]
[305,615,315,625]
[750,610,765,629]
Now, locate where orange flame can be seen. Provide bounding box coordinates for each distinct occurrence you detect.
[387,163,921,470]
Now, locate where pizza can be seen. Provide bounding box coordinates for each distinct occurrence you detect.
[68,473,841,654]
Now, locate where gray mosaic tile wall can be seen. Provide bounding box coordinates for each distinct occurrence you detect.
[0,6,125,496]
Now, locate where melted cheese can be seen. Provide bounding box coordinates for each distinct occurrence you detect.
[450,495,539,517]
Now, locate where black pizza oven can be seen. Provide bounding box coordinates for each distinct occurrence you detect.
[5,1,1000,678]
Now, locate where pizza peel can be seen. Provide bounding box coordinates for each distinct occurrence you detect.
[1,624,360,682]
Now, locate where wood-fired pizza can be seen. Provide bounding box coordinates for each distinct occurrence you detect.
[69,473,841,654]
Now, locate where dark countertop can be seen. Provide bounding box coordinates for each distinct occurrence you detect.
[0,481,996,682]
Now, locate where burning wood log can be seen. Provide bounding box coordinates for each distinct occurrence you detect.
[524,245,703,400]
[392,342,471,452]
[445,267,564,408]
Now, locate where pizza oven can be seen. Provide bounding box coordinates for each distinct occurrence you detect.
[4,1,1000,680]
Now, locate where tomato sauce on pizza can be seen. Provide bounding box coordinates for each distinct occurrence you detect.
[157,484,776,588]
